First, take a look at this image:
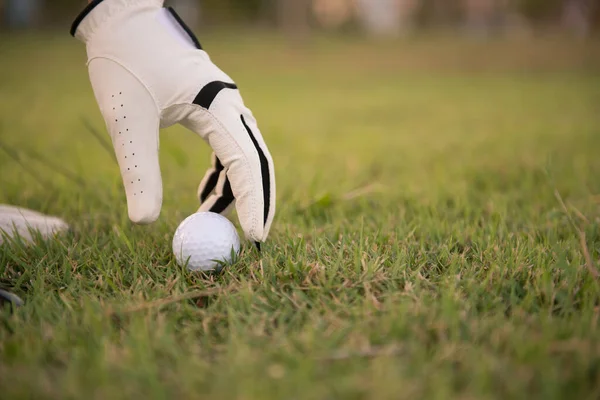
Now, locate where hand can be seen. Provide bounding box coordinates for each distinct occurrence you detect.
[71,0,276,244]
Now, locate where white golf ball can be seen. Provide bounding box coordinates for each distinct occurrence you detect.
[172,212,241,271]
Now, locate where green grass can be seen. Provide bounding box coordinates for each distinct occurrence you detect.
[1,30,600,399]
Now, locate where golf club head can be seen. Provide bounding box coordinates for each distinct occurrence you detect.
[0,205,70,245]
[0,289,24,312]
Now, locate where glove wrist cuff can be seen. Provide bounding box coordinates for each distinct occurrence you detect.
[70,0,164,42]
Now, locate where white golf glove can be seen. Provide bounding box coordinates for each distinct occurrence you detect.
[71,0,276,245]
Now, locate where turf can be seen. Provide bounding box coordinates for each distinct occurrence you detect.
[1,30,600,399]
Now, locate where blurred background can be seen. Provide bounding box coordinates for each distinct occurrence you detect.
[0,0,597,39]
[0,0,597,223]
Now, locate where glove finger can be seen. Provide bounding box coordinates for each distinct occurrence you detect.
[88,58,163,224]
[197,152,223,203]
[182,88,275,243]
[238,113,276,240]
[198,165,236,216]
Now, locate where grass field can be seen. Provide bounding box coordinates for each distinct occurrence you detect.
[1,30,600,399]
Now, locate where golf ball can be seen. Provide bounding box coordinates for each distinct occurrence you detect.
[172,212,241,271]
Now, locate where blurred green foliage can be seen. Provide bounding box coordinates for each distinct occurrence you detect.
[3,0,597,29]
[516,0,564,20]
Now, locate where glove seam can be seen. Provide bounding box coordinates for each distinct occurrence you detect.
[88,55,162,117]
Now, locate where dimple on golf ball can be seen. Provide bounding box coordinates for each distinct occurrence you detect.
[172,212,241,271]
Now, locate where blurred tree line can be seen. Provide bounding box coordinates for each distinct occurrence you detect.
[1,0,597,37]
